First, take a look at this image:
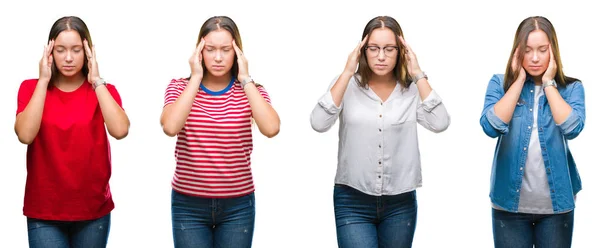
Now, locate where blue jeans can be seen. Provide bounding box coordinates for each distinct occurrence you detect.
[492,208,574,248]
[27,213,111,248]
[333,184,417,248]
[171,189,255,248]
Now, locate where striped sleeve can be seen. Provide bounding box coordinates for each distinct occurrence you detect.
[257,85,271,104]
[164,78,186,107]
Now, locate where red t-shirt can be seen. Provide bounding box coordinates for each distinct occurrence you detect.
[16,79,123,221]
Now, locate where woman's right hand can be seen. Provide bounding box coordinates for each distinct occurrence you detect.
[189,38,205,78]
[511,46,526,84]
[343,36,368,75]
[39,40,54,82]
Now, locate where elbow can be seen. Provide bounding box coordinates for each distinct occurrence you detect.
[261,122,280,138]
[109,125,129,140]
[162,125,179,137]
[431,117,451,133]
[17,134,34,145]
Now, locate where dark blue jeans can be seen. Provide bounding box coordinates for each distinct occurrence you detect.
[334,184,418,248]
[171,189,255,248]
[26,213,111,248]
[492,208,574,248]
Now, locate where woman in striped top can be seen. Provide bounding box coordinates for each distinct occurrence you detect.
[160,16,280,248]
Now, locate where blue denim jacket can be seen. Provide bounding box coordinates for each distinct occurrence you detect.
[480,74,585,213]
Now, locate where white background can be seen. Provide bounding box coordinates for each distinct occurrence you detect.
[0,0,597,247]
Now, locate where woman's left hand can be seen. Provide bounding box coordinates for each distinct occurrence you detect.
[232,40,250,83]
[542,44,557,83]
[398,35,422,78]
[84,39,101,84]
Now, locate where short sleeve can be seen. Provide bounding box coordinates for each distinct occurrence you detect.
[257,85,271,104]
[164,79,186,107]
[16,79,37,115]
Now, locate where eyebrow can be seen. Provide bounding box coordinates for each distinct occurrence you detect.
[205,45,233,48]
[526,44,549,48]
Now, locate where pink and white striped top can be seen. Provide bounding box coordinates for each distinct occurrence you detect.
[164,77,271,198]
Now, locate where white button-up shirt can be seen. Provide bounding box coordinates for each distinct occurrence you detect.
[310,75,450,196]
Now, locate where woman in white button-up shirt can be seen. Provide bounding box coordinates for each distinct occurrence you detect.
[310,16,450,248]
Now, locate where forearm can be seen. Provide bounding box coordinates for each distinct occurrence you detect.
[14,81,48,144]
[95,85,130,139]
[544,86,572,124]
[414,72,432,100]
[493,81,524,123]
[160,75,201,136]
[330,71,354,107]
[245,83,280,138]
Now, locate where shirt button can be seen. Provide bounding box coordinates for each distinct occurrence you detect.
[380,102,383,105]
[520,167,523,171]
[530,90,533,93]
[516,189,520,192]
[379,128,382,132]
[378,175,381,178]
[379,114,382,118]
[524,147,527,151]
[547,168,551,173]
[378,161,382,165]
[379,144,382,148]
[539,127,542,131]
[528,126,531,129]
[529,108,533,112]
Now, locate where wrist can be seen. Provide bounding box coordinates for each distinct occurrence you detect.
[542,79,557,89]
[92,78,107,90]
[240,76,255,89]
[411,71,427,84]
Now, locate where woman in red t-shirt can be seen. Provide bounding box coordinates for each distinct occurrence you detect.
[14,16,130,248]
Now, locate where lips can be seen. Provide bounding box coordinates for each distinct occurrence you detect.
[212,65,225,70]
[374,64,387,69]
[62,66,76,70]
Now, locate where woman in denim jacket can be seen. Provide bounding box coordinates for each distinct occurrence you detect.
[480,16,585,248]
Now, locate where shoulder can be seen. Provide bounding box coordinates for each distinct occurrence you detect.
[170,78,189,87]
[19,78,39,88]
[491,74,504,83]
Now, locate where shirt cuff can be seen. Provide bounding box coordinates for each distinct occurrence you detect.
[318,91,342,115]
[486,107,509,134]
[557,110,578,134]
[420,90,442,112]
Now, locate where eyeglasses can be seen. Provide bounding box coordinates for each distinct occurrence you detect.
[365,46,399,57]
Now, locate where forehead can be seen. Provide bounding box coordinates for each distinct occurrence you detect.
[368,27,396,44]
[204,29,233,45]
[526,29,549,46]
[54,30,83,46]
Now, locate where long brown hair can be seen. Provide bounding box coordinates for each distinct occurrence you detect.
[356,16,410,89]
[503,16,578,91]
[195,16,242,80]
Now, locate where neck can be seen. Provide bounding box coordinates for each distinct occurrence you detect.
[54,73,86,91]
[369,73,396,86]
[203,73,232,89]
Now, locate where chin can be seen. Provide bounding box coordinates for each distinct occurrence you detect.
[207,69,231,78]
[57,69,82,78]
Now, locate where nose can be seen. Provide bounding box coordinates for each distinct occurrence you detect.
[66,51,74,62]
[377,49,386,61]
[215,50,223,62]
[532,51,540,63]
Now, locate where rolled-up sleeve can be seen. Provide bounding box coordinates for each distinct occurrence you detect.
[417,90,450,133]
[558,82,585,140]
[310,76,343,133]
[480,74,509,138]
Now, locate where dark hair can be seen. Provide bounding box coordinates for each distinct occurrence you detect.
[356,16,410,89]
[195,16,242,79]
[47,16,92,83]
[503,16,578,91]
